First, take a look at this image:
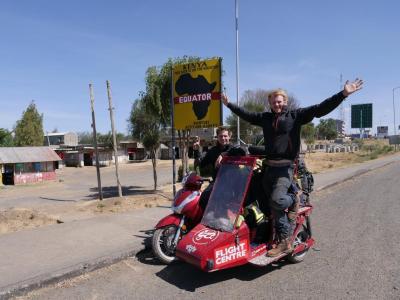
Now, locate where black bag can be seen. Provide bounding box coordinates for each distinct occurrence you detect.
[297,157,314,193]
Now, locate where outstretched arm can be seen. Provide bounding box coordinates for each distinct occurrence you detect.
[221,93,264,126]
[300,78,364,124]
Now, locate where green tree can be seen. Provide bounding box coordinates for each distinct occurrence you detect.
[129,56,213,188]
[129,98,160,190]
[316,118,338,140]
[78,131,94,145]
[301,122,316,153]
[226,100,264,144]
[97,132,125,149]
[155,56,209,173]
[0,128,14,146]
[14,101,44,146]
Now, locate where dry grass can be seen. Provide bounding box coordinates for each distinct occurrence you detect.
[304,139,394,173]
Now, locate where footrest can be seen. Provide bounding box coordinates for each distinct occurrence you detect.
[248,252,287,266]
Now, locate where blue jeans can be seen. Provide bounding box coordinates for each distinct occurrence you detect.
[262,165,295,239]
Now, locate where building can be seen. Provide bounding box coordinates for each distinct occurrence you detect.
[0,147,61,185]
[160,127,217,159]
[119,141,147,161]
[44,132,78,148]
[335,119,345,136]
[63,146,112,167]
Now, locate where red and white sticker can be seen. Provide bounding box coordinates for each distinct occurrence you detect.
[192,228,219,245]
[214,241,248,267]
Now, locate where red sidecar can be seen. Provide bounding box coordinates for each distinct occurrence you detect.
[175,155,315,272]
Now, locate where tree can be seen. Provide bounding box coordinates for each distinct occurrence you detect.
[128,56,212,189]
[77,131,94,145]
[316,118,338,140]
[301,122,316,153]
[0,128,14,146]
[97,132,125,148]
[129,98,160,190]
[226,101,264,144]
[226,89,300,144]
[14,101,44,146]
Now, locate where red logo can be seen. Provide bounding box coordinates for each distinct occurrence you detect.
[192,228,219,245]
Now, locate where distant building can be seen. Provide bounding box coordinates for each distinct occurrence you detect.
[119,141,146,161]
[335,119,345,136]
[44,132,78,148]
[377,126,388,138]
[160,127,217,159]
[0,147,61,185]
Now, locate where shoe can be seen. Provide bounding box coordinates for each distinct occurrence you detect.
[267,238,292,257]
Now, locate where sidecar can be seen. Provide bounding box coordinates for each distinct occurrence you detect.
[175,155,314,272]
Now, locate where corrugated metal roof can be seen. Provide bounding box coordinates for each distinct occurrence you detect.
[0,147,61,164]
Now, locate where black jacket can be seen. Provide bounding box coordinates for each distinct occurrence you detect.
[227,91,347,160]
[199,143,232,179]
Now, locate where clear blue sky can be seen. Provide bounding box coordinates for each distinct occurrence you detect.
[1,0,400,135]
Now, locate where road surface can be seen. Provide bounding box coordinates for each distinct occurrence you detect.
[17,160,400,299]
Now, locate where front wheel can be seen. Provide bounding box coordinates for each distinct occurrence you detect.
[287,225,309,263]
[152,225,179,264]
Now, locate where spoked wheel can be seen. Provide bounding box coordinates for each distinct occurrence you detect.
[287,225,310,263]
[152,225,178,264]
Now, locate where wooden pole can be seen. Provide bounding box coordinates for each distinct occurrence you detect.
[89,84,103,200]
[106,80,123,197]
[171,67,176,196]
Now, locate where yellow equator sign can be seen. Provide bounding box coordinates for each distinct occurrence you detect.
[172,58,222,130]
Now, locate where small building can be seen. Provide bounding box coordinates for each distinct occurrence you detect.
[44,132,78,147]
[63,146,113,167]
[0,147,61,185]
[119,141,147,162]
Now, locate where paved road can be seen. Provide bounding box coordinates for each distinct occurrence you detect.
[18,161,400,300]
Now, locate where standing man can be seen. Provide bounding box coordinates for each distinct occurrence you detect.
[222,79,363,257]
[197,126,233,209]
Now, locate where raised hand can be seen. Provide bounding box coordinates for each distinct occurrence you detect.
[343,78,364,96]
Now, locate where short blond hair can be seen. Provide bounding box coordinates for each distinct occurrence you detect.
[268,89,288,104]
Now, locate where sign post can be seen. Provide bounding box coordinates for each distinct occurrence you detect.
[351,104,373,139]
[170,58,222,195]
[172,58,222,130]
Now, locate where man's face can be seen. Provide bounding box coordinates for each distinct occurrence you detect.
[269,95,287,113]
[217,130,231,146]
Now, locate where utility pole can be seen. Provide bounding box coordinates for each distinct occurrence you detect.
[89,84,103,200]
[339,74,345,136]
[106,80,123,197]
[235,0,241,145]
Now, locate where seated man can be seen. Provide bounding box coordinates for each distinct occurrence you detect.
[197,126,233,210]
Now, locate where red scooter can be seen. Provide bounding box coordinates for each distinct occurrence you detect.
[173,155,315,272]
[152,172,209,264]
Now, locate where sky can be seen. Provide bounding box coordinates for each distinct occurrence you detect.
[1,0,400,136]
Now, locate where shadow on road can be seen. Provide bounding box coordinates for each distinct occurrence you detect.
[135,242,289,292]
[39,197,78,202]
[153,257,287,292]
[85,186,166,200]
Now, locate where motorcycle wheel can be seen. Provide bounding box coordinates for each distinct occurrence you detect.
[152,225,178,264]
[287,225,309,263]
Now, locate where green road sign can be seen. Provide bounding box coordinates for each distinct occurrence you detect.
[351,104,372,128]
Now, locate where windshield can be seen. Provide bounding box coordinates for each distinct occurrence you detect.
[201,163,252,232]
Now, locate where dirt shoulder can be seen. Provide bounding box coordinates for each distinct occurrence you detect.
[0,140,397,235]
